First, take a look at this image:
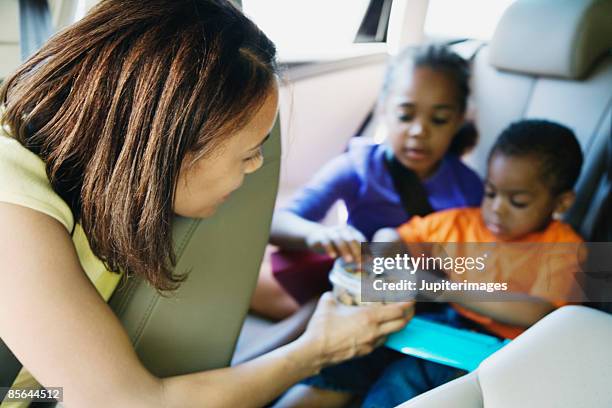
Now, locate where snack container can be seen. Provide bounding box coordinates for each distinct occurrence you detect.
[329,258,362,306]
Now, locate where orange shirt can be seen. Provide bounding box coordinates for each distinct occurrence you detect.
[397,208,584,339]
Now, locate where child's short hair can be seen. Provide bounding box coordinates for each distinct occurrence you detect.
[489,120,583,195]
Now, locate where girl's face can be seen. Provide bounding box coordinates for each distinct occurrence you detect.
[385,66,464,179]
[174,85,279,218]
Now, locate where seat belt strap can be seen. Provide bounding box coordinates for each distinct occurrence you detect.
[383,147,434,218]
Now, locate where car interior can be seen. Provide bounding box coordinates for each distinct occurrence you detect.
[0,0,611,406]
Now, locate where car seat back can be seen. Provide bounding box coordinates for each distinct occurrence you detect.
[465,0,612,241]
[108,121,281,376]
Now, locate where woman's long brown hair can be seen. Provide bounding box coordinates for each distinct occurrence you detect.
[0,0,277,291]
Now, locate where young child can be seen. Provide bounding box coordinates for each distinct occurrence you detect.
[277,119,584,408]
[253,44,484,319]
[360,119,585,407]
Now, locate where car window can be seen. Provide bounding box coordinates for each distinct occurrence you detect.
[424,0,516,40]
[242,0,377,62]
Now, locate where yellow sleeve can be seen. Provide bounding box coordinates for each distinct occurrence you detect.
[0,133,74,232]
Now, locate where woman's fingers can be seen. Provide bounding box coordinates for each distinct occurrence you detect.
[377,316,411,336]
[370,302,415,322]
[319,291,336,304]
[372,335,388,349]
[369,303,414,337]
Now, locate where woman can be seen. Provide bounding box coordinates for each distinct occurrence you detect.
[0,1,413,407]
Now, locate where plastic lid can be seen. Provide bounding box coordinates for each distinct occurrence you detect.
[329,259,361,295]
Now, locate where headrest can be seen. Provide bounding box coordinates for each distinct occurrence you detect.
[489,0,612,79]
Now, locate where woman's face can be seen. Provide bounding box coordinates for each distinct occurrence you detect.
[174,85,279,218]
[385,66,464,179]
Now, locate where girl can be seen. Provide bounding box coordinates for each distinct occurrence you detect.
[254,45,485,319]
[0,1,413,407]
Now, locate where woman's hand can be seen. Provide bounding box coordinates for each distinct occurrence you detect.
[305,225,366,263]
[299,293,414,370]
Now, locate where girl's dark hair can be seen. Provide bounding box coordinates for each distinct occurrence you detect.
[379,44,477,156]
[0,0,278,292]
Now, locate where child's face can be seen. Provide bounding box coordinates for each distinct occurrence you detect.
[385,66,464,179]
[481,154,567,241]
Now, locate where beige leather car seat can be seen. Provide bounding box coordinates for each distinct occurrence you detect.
[465,0,611,179]
[398,305,612,408]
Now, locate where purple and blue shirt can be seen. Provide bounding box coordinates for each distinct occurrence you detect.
[284,140,484,240]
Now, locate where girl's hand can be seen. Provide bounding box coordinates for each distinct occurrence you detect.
[300,293,415,369]
[305,225,366,263]
[372,227,400,243]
